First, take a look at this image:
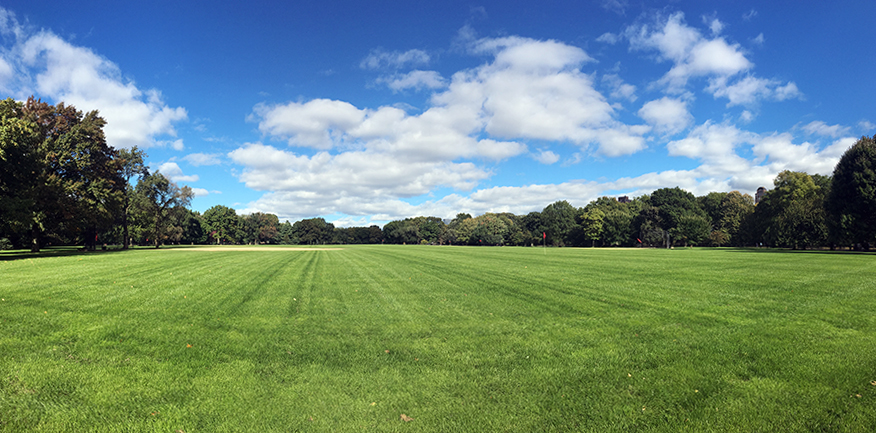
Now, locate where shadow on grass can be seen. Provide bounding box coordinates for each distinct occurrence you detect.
[723,247,876,256]
[0,246,134,261]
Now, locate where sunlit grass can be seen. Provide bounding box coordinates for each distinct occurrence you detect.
[1,246,875,432]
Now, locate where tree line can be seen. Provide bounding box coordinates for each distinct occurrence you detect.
[2,98,874,251]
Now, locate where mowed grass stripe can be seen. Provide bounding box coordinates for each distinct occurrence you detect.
[2,246,876,432]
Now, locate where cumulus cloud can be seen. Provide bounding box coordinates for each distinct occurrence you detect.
[191,188,210,197]
[237,29,818,225]
[253,99,365,149]
[603,73,637,101]
[240,35,660,221]
[183,152,223,166]
[801,121,850,138]
[625,12,798,106]
[156,162,199,183]
[708,76,801,107]
[532,150,560,165]
[253,35,648,161]
[638,97,692,134]
[378,70,447,92]
[0,8,187,149]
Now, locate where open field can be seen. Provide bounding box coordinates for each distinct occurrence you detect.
[1,245,875,432]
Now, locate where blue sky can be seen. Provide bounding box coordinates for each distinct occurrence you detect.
[1,1,873,226]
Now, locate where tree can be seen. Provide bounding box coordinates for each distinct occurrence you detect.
[650,187,708,248]
[541,200,577,246]
[673,214,711,246]
[753,171,828,249]
[0,98,40,245]
[179,209,207,244]
[826,135,876,249]
[240,212,280,244]
[578,207,604,247]
[117,146,148,249]
[292,218,333,244]
[717,191,754,246]
[18,97,124,251]
[133,172,193,248]
[203,205,242,244]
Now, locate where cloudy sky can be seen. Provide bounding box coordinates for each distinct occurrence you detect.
[1,1,873,226]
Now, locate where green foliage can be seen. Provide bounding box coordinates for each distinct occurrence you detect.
[826,135,876,248]
[292,217,334,245]
[116,146,148,249]
[383,216,444,244]
[202,205,242,244]
[578,207,604,246]
[540,200,577,246]
[132,172,193,248]
[715,191,754,246]
[754,171,828,249]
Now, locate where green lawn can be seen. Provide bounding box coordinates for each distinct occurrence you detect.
[1,245,875,432]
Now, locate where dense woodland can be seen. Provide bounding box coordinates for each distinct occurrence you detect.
[2,98,875,251]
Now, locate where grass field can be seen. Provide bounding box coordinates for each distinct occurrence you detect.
[1,245,875,432]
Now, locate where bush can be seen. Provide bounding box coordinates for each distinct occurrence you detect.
[0,238,13,250]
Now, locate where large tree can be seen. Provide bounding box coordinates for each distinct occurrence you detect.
[18,97,124,251]
[133,172,193,248]
[826,135,876,249]
[203,205,242,244]
[0,98,40,244]
[541,200,577,246]
[650,187,707,248]
[752,171,828,249]
[117,146,148,249]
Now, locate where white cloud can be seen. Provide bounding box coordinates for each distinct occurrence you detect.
[156,162,199,183]
[228,142,488,197]
[476,139,527,161]
[532,150,560,165]
[597,33,619,44]
[378,70,447,92]
[183,152,223,166]
[801,121,850,138]
[240,30,823,224]
[752,33,765,45]
[191,188,210,197]
[0,11,187,149]
[360,48,430,70]
[708,75,802,107]
[603,73,637,101]
[707,18,724,36]
[638,97,692,135]
[859,120,876,132]
[625,11,798,108]
[253,99,365,149]
[155,138,184,151]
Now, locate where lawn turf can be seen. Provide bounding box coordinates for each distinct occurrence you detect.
[1,245,875,432]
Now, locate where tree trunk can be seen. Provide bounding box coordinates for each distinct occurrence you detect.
[30,222,40,253]
[122,212,129,249]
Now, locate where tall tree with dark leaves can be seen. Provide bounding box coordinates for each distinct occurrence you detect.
[0,98,40,244]
[826,136,876,249]
[21,97,124,251]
